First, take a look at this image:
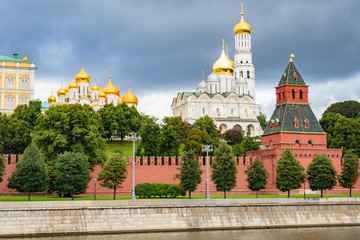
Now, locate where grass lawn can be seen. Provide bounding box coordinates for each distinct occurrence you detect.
[105,141,139,157]
[0,193,359,201]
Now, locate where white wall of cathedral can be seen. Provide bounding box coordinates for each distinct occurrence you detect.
[77,82,90,97]
[91,90,99,100]
[235,34,252,53]
[69,89,79,100]
[106,94,119,106]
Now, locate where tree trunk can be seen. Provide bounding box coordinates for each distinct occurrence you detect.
[28,192,31,201]
[350,188,352,197]
[224,190,226,199]
[72,193,74,201]
[256,191,258,198]
[189,191,191,199]
[321,189,323,198]
[288,190,290,198]
[113,186,116,200]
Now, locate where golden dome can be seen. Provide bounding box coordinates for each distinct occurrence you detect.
[91,82,100,91]
[57,84,66,96]
[102,76,120,95]
[119,93,123,104]
[98,89,106,98]
[64,84,69,93]
[213,43,234,74]
[75,67,90,83]
[69,80,79,89]
[123,85,138,105]
[234,4,252,35]
[48,91,57,103]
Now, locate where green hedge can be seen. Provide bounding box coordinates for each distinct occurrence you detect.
[135,183,186,198]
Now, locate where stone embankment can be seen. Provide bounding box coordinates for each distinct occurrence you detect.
[1,198,360,237]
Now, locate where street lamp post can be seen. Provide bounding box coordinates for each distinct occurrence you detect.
[94,178,97,201]
[130,132,141,200]
[202,145,213,200]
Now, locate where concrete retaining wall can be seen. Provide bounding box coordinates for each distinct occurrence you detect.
[1,198,360,237]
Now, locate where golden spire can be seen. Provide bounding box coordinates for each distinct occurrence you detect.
[289,54,295,62]
[226,44,229,56]
[234,3,252,34]
[202,70,205,82]
[222,38,225,49]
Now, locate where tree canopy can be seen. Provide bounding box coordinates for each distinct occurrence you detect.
[338,150,359,197]
[0,155,5,183]
[193,115,219,146]
[245,158,269,198]
[7,143,48,200]
[223,129,243,145]
[211,142,237,198]
[275,148,306,198]
[324,100,360,119]
[98,153,128,200]
[307,154,337,197]
[256,112,268,131]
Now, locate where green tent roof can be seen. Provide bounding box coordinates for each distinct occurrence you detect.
[0,54,33,63]
[277,61,306,86]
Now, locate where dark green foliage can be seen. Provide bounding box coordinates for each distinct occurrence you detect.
[116,103,142,141]
[275,149,306,198]
[98,153,128,200]
[232,136,261,157]
[54,152,91,200]
[257,112,268,131]
[160,116,183,156]
[135,183,185,198]
[98,104,118,140]
[211,142,237,198]
[245,158,269,198]
[7,144,48,201]
[176,150,203,199]
[307,154,337,197]
[224,129,243,145]
[12,100,42,130]
[137,115,161,156]
[324,100,360,119]
[193,115,220,146]
[0,155,4,183]
[183,128,209,156]
[338,151,360,197]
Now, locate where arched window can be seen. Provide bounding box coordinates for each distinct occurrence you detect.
[240,71,243,77]
[278,91,281,100]
[247,71,250,78]
[282,90,285,99]
[6,78,14,89]
[292,89,295,99]
[300,90,303,99]
[295,140,300,144]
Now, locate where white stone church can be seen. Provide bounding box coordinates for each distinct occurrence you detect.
[171,5,263,136]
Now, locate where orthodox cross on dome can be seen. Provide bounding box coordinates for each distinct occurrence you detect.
[202,70,205,82]
[129,80,131,89]
[241,3,244,15]
[222,38,225,49]
[226,44,229,56]
[289,54,295,62]
[82,61,84,68]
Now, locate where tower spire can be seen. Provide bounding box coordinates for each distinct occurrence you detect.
[289,54,295,62]
[202,70,204,82]
[226,44,229,56]
[222,39,225,49]
[241,3,244,16]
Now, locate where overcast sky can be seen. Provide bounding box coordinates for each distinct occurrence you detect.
[2,0,360,120]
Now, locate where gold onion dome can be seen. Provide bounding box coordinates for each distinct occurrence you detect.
[123,84,138,105]
[64,84,69,93]
[213,42,234,74]
[75,67,90,83]
[234,3,252,34]
[69,80,79,89]
[57,84,66,96]
[48,91,57,103]
[98,88,106,98]
[91,82,100,91]
[102,76,120,95]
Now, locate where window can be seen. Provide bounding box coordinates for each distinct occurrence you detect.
[294,118,299,128]
[20,78,28,90]
[300,90,303,99]
[20,97,28,105]
[217,108,220,116]
[282,90,285,99]
[240,71,243,77]
[304,119,310,128]
[240,61,243,64]
[202,108,205,114]
[83,87,85,94]
[247,71,250,78]
[6,78,14,89]
[292,89,295,99]
[6,97,14,109]
[231,109,234,115]
[295,140,300,144]
[277,91,281,100]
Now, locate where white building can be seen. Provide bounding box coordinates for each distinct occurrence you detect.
[171,4,262,136]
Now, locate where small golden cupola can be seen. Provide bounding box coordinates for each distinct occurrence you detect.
[98,85,106,99]
[213,40,234,74]
[48,90,57,103]
[102,76,120,95]
[57,82,66,96]
[75,66,90,83]
[91,80,100,91]
[234,3,252,35]
[123,82,138,105]
[69,79,79,89]
[64,82,70,93]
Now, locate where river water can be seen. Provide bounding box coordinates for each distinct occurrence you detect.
[12,226,360,240]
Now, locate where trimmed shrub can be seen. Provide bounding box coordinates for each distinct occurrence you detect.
[135,183,185,198]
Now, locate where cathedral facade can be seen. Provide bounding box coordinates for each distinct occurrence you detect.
[48,66,138,111]
[171,5,262,136]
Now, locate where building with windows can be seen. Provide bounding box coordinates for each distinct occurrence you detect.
[48,66,138,111]
[0,54,36,114]
[171,4,262,136]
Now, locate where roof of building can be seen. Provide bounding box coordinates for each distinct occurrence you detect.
[263,103,324,135]
[0,54,34,63]
[277,61,307,87]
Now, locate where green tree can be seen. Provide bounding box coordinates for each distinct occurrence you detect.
[176,150,203,199]
[116,103,142,141]
[54,152,91,200]
[257,112,268,131]
[98,153,128,200]
[223,129,243,145]
[98,104,118,141]
[245,158,269,198]
[324,100,360,119]
[275,149,306,198]
[0,155,4,183]
[193,115,220,145]
[160,116,183,156]
[183,128,209,156]
[137,115,161,156]
[338,151,360,197]
[12,100,42,130]
[211,142,237,198]
[307,154,337,198]
[7,144,48,201]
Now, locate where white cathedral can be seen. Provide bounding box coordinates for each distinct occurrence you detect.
[171,4,262,136]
